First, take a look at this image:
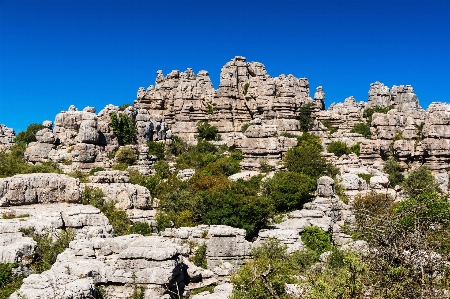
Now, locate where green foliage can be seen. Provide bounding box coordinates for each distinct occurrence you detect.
[110,113,136,145]
[14,123,45,144]
[241,123,251,133]
[321,120,338,134]
[147,141,165,160]
[363,105,394,124]
[190,243,208,269]
[402,166,440,198]
[357,173,372,184]
[383,157,404,187]
[20,228,75,273]
[196,121,220,141]
[167,135,188,156]
[153,160,171,179]
[128,222,152,236]
[189,284,217,296]
[327,141,349,157]
[89,167,105,175]
[2,212,29,219]
[204,156,241,176]
[243,82,250,95]
[0,143,62,178]
[348,142,361,156]
[115,147,136,165]
[0,262,23,299]
[297,103,314,132]
[128,169,160,195]
[82,187,131,236]
[350,122,371,138]
[334,179,349,204]
[392,130,404,142]
[67,170,89,183]
[301,226,332,256]
[284,133,337,181]
[259,158,275,173]
[207,104,214,115]
[175,141,220,170]
[118,103,132,111]
[352,191,450,297]
[264,171,316,212]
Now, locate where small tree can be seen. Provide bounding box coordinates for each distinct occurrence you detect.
[402,166,440,198]
[115,147,136,166]
[110,113,136,145]
[297,103,314,132]
[327,141,350,157]
[350,122,371,138]
[14,123,45,144]
[383,157,404,187]
[196,121,220,141]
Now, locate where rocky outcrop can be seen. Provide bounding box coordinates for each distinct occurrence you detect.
[367,82,421,111]
[0,173,81,206]
[0,204,112,266]
[315,96,366,132]
[0,124,15,151]
[135,56,316,140]
[11,235,188,299]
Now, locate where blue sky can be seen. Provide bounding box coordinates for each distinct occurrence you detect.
[1,0,449,133]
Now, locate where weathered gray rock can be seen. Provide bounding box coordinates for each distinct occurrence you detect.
[317,176,334,197]
[0,174,81,206]
[0,124,15,151]
[11,235,186,299]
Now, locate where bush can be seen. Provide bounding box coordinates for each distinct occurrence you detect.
[297,103,314,132]
[327,141,349,157]
[284,134,337,180]
[402,166,440,198]
[241,123,251,133]
[357,173,372,184]
[205,156,240,176]
[14,123,45,144]
[196,121,220,141]
[0,143,62,178]
[321,120,338,134]
[89,167,105,175]
[190,243,208,269]
[82,187,131,236]
[383,157,404,187]
[20,228,75,273]
[0,263,22,298]
[118,103,131,111]
[264,171,316,212]
[167,135,188,156]
[350,122,371,138]
[115,147,136,165]
[363,105,394,124]
[301,226,332,256]
[147,141,165,160]
[110,113,136,145]
[349,142,361,156]
[128,222,152,236]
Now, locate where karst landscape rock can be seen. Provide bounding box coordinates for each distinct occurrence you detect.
[1,56,450,298]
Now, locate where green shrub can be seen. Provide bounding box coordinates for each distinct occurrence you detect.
[128,169,160,195]
[14,123,45,144]
[118,103,131,111]
[301,226,332,256]
[67,170,89,183]
[205,156,240,176]
[392,130,404,142]
[363,105,394,124]
[297,103,314,132]
[349,142,361,156]
[321,120,338,134]
[264,171,316,212]
[383,157,404,187]
[110,113,136,145]
[20,228,75,273]
[243,83,250,95]
[190,243,208,269]
[115,147,136,165]
[357,173,372,184]
[196,121,220,141]
[153,160,171,179]
[350,122,371,138]
[147,141,165,160]
[89,167,105,175]
[0,143,62,178]
[82,187,131,236]
[0,263,23,299]
[167,135,188,156]
[402,166,440,198]
[231,239,305,299]
[327,141,349,157]
[284,133,338,181]
[259,158,275,173]
[207,104,214,115]
[230,150,243,161]
[128,222,152,236]
[241,123,251,133]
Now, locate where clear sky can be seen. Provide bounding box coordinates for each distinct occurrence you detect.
[1,0,449,133]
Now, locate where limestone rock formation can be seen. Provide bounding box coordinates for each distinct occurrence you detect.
[0,124,16,151]
[367,81,421,111]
